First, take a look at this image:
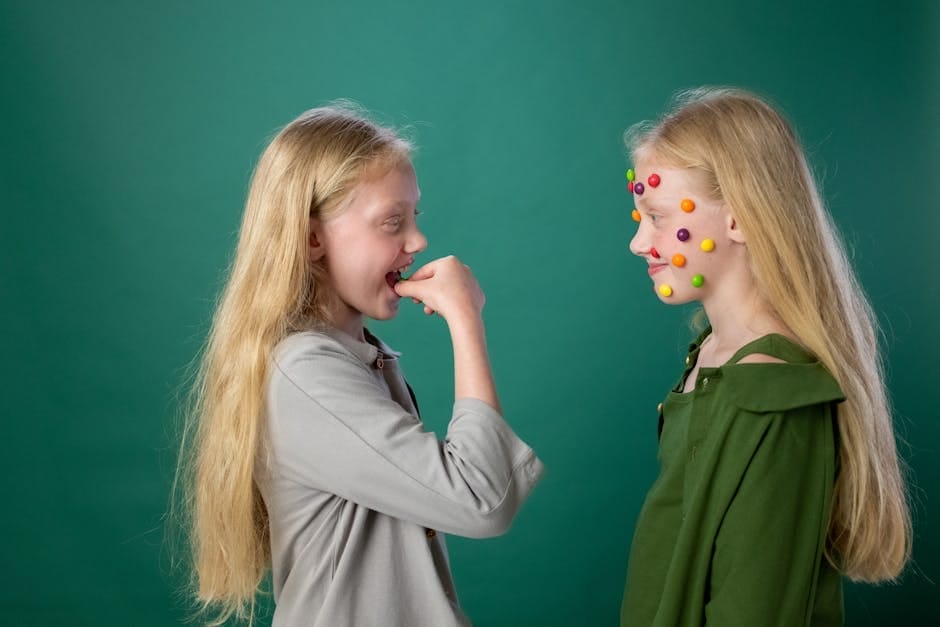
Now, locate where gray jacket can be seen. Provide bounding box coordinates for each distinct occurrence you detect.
[257,328,544,626]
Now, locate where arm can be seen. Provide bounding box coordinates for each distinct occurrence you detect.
[704,405,837,626]
[395,255,500,412]
[267,334,541,539]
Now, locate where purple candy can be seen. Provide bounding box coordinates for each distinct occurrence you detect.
[634,182,645,195]
[677,228,690,241]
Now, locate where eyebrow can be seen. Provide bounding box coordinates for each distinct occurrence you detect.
[375,200,418,217]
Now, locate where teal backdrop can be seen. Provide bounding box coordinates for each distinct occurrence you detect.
[2,1,938,625]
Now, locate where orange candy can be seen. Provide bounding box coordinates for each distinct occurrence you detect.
[672,254,686,267]
[681,198,696,212]
[632,209,641,222]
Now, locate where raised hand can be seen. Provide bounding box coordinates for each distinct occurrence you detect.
[394,255,485,322]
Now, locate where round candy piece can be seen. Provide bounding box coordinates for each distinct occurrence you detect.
[631,209,641,222]
[627,181,635,193]
[650,247,661,259]
[626,168,635,182]
[677,228,690,241]
[658,284,673,297]
[681,198,696,212]
[634,182,645,195]
[691,274,705,287]
[700,238,715,252]
[672,254,686,267]
[648,173,661,187]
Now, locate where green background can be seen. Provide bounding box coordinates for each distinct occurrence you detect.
[2,1,937,625]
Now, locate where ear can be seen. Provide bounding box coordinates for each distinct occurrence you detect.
[725,210,746,244]
[308,218,327,262]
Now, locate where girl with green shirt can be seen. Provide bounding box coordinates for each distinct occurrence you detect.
[621,88,911,626]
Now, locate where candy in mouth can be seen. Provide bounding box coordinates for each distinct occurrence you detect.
[385,271,402,288]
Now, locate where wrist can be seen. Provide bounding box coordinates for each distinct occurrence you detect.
[446,309,485,337]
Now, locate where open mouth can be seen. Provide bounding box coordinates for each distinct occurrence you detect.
[385,264,411,289]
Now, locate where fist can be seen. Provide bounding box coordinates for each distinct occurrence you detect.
[394,255,485,320]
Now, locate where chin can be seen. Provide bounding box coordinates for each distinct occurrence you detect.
[653,285,695,305]
[370,302,400,321]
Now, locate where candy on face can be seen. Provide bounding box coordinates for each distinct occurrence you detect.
[650,247,661,259]
[648,173,661,187]
[672,254,686,267]
[626,168,635,182]
[681,198,696,212]
[691,274,705,288]
[632,209,641,222]
[658,284,673,297]
[628,181,635,193]
[677,228,690,241]
[634,182,645,195]
[700,239,716,252]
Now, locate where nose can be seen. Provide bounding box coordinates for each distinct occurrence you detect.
[628,223,647,257]
[406,224,427,255]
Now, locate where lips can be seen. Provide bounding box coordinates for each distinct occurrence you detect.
[648,264,668,276]
[385,262,412,289]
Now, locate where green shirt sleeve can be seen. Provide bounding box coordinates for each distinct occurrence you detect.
[705,404,837,626]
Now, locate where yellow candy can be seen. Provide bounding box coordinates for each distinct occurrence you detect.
[672,253,686,267]
[658,284,673,297]
[632,209,641,222]
[681,198,696,212]
[700,238,715,252]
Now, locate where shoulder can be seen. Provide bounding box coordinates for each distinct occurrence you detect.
[271,330,385,390]
[269,331,386,403]
[273,330,360,369]
[719,335,845,413]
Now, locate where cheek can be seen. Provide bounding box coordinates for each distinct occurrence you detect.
[659,224,718,272]
[645,223,714,297]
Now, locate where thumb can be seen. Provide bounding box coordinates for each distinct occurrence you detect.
[394,278,424,299]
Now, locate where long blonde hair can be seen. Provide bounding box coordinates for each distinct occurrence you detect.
[627,87,910,582]
[175,104,411,624]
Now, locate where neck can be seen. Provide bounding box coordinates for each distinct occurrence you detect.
[331,307,366,342]
[700,274,789,358]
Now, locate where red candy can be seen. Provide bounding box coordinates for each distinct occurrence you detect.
[648,173,660,187]
[650,247,661,259]
[627,181,635,193]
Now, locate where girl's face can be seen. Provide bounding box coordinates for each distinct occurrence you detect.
[628,158,741,305]
[313,160,426,337]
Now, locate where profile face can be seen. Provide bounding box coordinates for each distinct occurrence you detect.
[628,158,734,305]
[318,160,427,328]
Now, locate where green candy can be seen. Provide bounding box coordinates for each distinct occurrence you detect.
[691,274,705,288]
[626,168,635,182]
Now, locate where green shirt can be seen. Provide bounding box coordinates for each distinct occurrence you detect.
[621,331,846,627]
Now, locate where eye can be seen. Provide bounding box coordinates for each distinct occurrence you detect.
[383,216,403,231]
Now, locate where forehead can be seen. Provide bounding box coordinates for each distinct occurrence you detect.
[342,160,419,213]
[634,158,695,186]
[633,159,712,204]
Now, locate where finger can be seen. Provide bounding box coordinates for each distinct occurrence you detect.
[411,298,420,304]
[406,262,437,282]
[394,279,423,299]
[424,305,434,315]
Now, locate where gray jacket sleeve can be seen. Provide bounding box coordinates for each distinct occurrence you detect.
[265,334,543,539]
